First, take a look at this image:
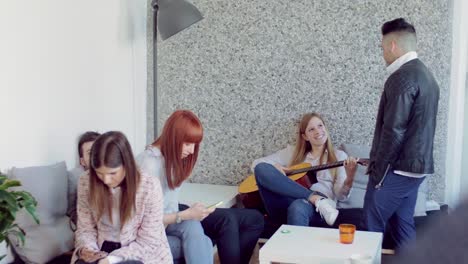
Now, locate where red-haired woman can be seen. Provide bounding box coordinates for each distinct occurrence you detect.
[137,110,264,264]
[252,113,358,227]
[72,131,172,264]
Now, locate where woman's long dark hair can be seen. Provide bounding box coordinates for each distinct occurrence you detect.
[89,131,140,227]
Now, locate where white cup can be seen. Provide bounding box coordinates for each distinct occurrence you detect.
[349,253,373,264]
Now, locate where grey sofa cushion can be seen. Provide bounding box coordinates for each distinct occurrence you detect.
[13,216,74,264]
[10,161,74,263]
[336,144,369,210]
[337,143,427,217]
[339,143,370,191]
[10,161,68,226]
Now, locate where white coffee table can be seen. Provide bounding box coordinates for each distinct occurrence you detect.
[259,225,382,264]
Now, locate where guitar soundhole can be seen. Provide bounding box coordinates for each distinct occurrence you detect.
[240,192,268,214]
[306,171,318,186]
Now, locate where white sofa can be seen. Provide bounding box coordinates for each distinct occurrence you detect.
[5,163,241,264]
[4,144,436,262]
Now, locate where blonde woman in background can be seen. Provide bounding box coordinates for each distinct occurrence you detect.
[252,112,358,227]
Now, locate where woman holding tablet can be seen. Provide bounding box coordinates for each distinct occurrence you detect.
[137,110,264,264]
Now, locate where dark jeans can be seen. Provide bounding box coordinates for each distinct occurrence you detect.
[179,204,264,264]
[363,170,425,251]
[254,162,326,226]
[75,241,144,264]
[203,208,264,264]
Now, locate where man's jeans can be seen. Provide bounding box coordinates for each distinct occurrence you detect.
[202,208,264,264]
[363,170,425,251]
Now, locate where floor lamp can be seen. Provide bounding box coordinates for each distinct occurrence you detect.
[152,0,203,137]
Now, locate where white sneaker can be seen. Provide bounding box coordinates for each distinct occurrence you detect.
[316,198,339,226]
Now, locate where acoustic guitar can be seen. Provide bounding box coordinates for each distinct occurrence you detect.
[238,158,369,210]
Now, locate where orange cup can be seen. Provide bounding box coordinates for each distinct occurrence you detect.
[339,224,356,244]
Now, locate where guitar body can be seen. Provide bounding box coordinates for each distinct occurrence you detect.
[239,163,317,211]
[238,162,316,194]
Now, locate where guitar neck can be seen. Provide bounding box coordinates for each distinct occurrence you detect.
[286,161,345,175]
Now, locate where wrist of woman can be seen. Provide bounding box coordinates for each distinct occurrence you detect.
[343,179,353,188]
[77,247,84,258]
[179,209,190,220]
[77,247,92,258]
[345,170,356,181]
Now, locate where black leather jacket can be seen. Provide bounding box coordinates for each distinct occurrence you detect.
[367,59,440,184]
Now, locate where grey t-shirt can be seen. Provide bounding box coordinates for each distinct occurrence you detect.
[136,146,180,214]
[68,166,85,225]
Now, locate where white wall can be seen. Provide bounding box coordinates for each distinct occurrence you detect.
[462,72,468,198]
[464,28,468,196]
[0,0,148,171]
[446,0,468,207]
[462,40,468,198]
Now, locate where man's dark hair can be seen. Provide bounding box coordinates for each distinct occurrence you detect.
[382,18,416,36]
[78,131,100,158]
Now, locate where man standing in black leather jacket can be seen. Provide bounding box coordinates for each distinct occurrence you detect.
[363,18,440,251]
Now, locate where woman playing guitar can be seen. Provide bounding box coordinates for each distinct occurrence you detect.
[252,112,359,227]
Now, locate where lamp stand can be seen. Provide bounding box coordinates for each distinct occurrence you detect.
[152,1,158,138]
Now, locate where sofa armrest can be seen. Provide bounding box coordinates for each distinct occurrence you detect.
[178,183,238,208]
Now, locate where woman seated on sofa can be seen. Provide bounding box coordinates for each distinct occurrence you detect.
[72,131,172,264]
[252,112,358,227]
[137,110,264,264]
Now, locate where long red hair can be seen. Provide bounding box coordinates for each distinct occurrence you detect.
[153,110,203,189]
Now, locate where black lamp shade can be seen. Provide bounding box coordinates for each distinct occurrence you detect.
[156,0,203,40]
